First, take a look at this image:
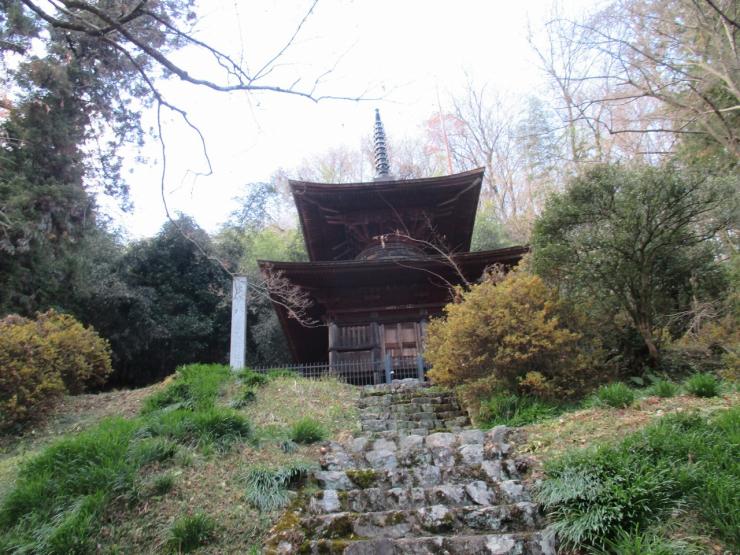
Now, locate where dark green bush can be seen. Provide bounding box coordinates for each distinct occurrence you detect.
[537,408,739,551]
[167,512,216,553]
[596,382,635,408]
[684,373,721,397]
[290,417,326,444]
[479,393,559,427]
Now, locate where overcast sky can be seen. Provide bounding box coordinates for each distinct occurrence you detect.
[105,0,593,239]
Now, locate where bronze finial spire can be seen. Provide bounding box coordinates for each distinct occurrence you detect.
[373,109,391,181]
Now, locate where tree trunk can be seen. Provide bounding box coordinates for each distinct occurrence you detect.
[637,323,660,366]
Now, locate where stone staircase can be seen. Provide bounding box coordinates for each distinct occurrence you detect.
[264,379,554,554]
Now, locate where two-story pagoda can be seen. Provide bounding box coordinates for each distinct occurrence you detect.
[258,111,525,383]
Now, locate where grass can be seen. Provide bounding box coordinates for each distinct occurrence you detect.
[142,363,232,413]
[650,379,679,398]
[166,512,217,553]
[0,363,252,554]
[235,369,269,388]
[478,393,561,427]
[0,366,361,553]
[141,407,252,451]
[151,472,176,496]
[230,386,257,409]
[242,376,360,440]
[244,461,316,511]
[595,382,635,408]
[684,372,721,398]
[536,407,739,552]
[290,417,327,444]
[0,418,141,553]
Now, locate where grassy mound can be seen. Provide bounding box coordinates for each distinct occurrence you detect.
[537,407,739,552]
[0,365,360,554]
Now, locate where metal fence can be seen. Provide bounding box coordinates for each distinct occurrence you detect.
[251,354,428,386]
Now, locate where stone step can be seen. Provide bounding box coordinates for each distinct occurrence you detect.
[359,409,467,421]
[300,503,544,542]
[315,465,527,492]
[360,416,469,432]
[358,393,457,405]
[309,481,531,514]
[301,531,556,554]
[359,399,458,410]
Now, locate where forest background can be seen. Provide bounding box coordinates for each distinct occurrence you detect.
[0,0,737,385]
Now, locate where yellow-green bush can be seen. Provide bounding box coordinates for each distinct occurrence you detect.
[36,310,113,393]
[425,271,602,400]
[0,315,66,428]
[0,311,112,429]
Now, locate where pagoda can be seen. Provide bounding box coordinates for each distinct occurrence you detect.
[258,110,525,382]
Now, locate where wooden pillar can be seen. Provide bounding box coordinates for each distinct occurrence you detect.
[229,276,248,370]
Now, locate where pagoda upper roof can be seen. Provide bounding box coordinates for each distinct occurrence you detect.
[290,168,485,262]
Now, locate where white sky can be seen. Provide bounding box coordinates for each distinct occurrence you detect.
[105,0,591,239]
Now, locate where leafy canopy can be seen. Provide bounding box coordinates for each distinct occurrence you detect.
[531,163,736,363]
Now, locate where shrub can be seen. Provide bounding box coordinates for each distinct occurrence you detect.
[596,382,635,408]
[244,462,315,511]
[684,373,721,397]
[167,512,216,553]
[479,393,559,427]
[0,315,66,429]
[425,271,602,400]
[0,311,112,429]
[290,417,326,444]
[35,310,112,394]
[650,379,679,398]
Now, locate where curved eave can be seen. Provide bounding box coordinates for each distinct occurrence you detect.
[288,167,485,192]
[258,245,527,362]
[290,168,486,262]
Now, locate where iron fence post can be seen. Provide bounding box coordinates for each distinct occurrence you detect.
[384,353,392,384]
[416,354,425,381]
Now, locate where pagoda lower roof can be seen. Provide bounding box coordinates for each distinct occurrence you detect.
[258,246,527,362]
[290,168,485,262]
